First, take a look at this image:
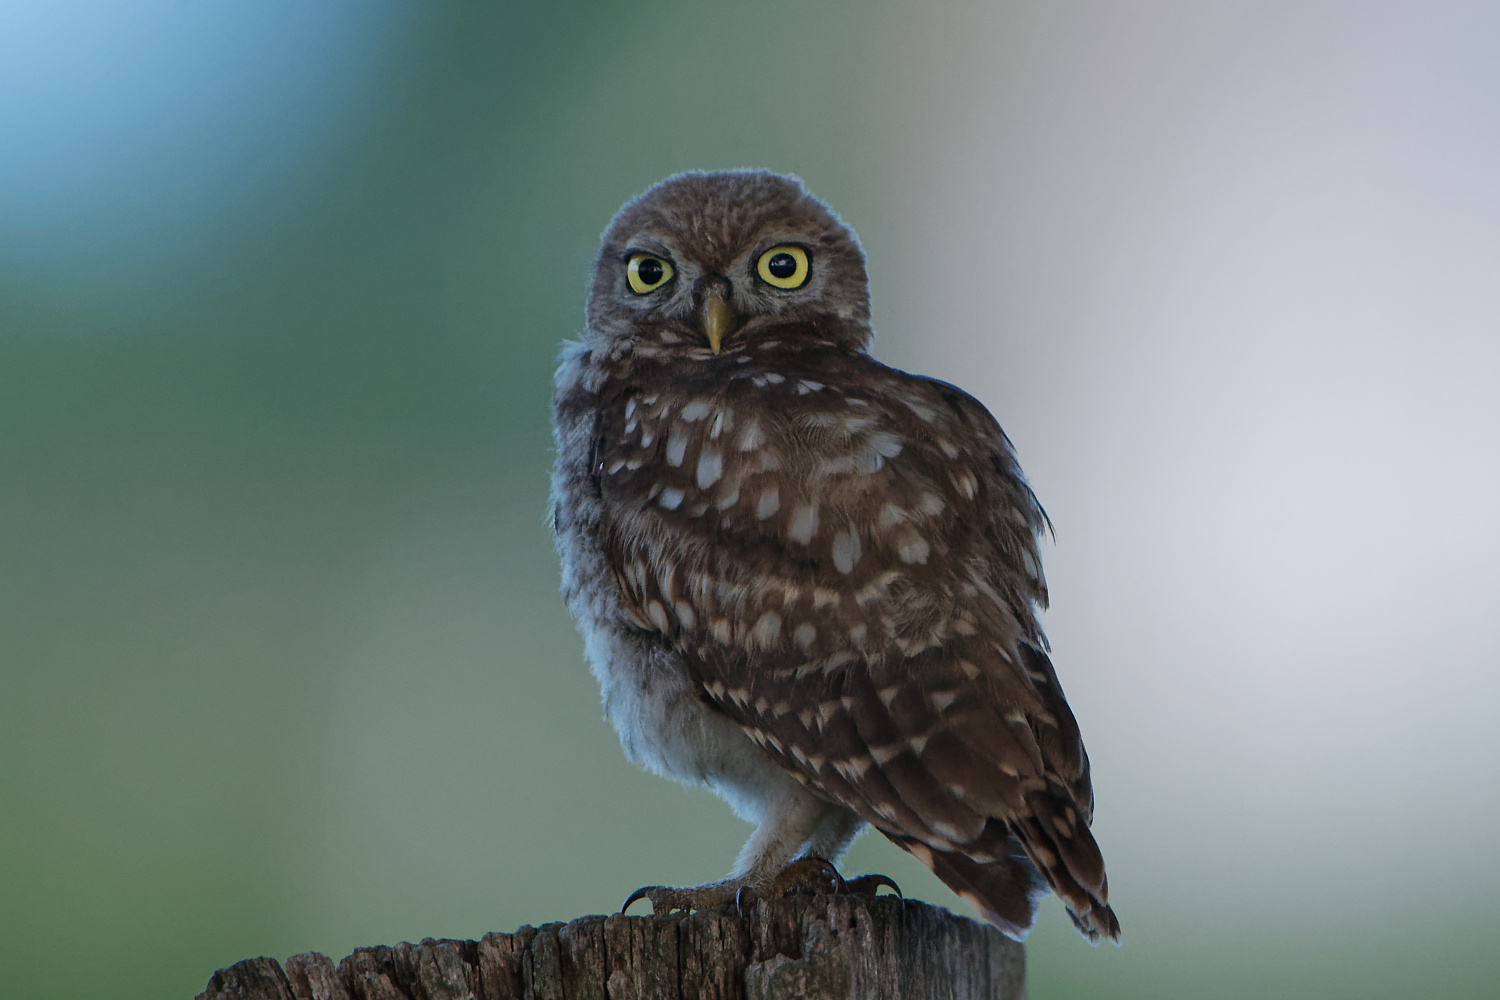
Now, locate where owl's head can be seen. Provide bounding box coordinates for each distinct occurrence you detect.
[586,171,871,355]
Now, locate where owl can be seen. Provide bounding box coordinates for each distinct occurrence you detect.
[551,170,1119,943]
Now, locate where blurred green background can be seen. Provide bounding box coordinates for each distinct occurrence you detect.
[3,2,1497,997]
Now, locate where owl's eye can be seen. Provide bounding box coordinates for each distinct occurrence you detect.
[756,245,810,289]
[626,254,673,294]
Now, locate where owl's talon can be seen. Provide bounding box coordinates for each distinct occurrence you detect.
[621,885,661,914]
[621,882,740,915]
[843,873,902,898]
[735,884,760,917]
[769,854,846,897]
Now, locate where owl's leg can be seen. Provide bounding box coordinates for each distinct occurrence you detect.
[729,788,834,883]
[623,795,897,914]
[802,808,902,899]
[800,804,865,864]
[624,786,832,914]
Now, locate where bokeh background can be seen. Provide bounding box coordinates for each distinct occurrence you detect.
[3,2,1497,997]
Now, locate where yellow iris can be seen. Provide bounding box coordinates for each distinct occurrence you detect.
[756,245,809,289]
[626,254,673,294]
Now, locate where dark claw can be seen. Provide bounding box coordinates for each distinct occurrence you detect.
[772,854,846,896]
[735,884,760,917]
[621,886,658,914]
[843,873,903,898]
[814,856,847,894]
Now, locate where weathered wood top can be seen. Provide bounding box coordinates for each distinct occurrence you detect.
[196,895,1025,1000]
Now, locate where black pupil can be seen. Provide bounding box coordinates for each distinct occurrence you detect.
[767,253,798,279]
[636,258,663,285]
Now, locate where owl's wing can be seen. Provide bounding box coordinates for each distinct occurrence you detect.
[591,350,1117,942]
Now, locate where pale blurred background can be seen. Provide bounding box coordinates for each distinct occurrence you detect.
[2,2,1496,997]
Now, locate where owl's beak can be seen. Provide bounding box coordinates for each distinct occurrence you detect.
[699,288,734,354]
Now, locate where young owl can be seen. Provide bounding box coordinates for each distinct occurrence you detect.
[551,170,1120,943]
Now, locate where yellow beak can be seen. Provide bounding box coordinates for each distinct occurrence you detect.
[700,291,733,354]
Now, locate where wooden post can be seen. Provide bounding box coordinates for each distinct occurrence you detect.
[196,895,1025,1000]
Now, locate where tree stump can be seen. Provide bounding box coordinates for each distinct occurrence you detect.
[196,895,1025,1000]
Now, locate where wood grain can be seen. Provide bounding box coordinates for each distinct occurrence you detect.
[196,896,1024,1000]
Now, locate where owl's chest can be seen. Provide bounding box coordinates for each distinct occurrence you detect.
[566,348,963,645]
[584,352,886,548]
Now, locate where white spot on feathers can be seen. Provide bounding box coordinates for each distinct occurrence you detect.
[666,428,688,467]
[832,530,861,573]
[836,756,872,781]
[736,422,765,451]
[898,534,930,565]
[868,432,903,458]
[756,488,780,519]
[793,622,817,650]
[787,504,819,544]
[696,448,723,488]
[903,399,938,423]
[748,611,782,649]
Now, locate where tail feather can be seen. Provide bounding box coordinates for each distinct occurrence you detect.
[889,817,1122,945]
[888,830,1048,941]
[1009,798,1121,944]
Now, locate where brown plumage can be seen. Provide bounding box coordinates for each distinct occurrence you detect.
[552,170,1119,943]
